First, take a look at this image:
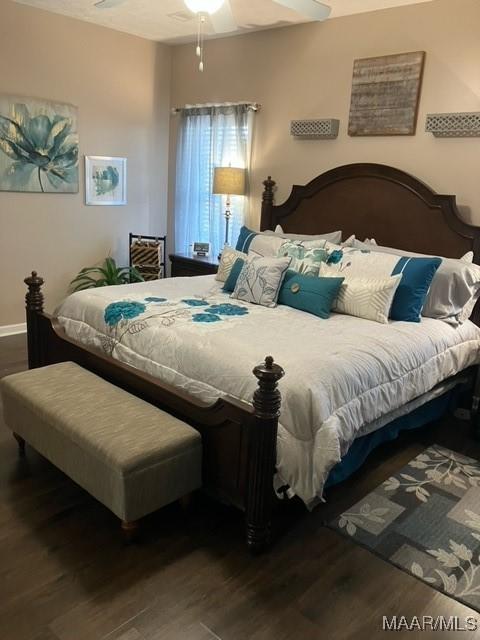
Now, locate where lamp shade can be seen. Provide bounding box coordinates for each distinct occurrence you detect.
[213,167,246,196]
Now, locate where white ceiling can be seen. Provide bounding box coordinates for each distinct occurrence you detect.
[13,0,435,43]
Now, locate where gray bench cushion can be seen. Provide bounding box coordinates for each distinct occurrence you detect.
[1,362,202,521]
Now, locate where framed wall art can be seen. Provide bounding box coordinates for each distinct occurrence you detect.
[0,95,79,193]
[348,51,426,136]
[85,155,127,206]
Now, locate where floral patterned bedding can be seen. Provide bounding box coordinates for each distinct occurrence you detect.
[102,297,249,357]
[56,275,480,506]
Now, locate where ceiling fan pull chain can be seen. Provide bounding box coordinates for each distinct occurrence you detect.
[196,14,201,57]
[198,14,206,72]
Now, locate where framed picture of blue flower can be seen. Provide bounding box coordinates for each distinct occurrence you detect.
[0,95,79,193]
[85,155,127,206]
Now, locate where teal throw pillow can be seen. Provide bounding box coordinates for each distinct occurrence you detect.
[223,257,245,292]
[278,270,344,319]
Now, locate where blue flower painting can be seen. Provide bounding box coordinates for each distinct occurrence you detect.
[85,156,126,205]
[0,96,79,193]
[104,301,146,327]
[93,165,119,196]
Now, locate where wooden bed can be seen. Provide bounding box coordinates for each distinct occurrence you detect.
[23,163,480,553]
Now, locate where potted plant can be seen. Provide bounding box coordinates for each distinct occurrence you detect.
[70,257,144,292]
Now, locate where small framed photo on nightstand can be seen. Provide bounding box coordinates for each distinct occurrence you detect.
[193,242,210,257]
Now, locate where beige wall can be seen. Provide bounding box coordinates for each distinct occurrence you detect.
[169,0,480,243]
[0,0,171,326]
[2,0,479,326]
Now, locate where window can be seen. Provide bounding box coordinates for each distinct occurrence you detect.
[174,104,254,259]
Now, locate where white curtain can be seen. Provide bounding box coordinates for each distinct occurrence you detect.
[174,104,254,259]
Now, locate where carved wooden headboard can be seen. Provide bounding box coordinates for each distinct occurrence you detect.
[260,163,480,264]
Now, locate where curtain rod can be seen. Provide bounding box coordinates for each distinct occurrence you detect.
[171,102,261,115]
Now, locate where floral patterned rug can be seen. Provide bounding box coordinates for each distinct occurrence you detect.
[330,445,480,612]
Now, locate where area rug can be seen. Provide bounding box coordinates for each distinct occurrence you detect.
[330,445,480,612]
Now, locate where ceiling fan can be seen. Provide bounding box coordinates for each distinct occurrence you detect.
[94,0,331,29]
[94,0,331,70]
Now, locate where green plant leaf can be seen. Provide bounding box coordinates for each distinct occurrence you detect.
[70,280,98,292]
[104,257,117,277]
[70,271,99,281]
[71,278,97,286]
[69,275,100,288]
[70,256,145,292]
[95,267,111,280]
[129,267,144,282]
[73,267,104,277]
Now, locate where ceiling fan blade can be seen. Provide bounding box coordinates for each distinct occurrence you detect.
[209,0,237,33]
[94,0,126,9]
[272,0,331,20]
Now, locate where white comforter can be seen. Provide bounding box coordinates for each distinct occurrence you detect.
[57,275,480,506]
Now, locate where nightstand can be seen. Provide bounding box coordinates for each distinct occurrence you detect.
[169,253,219,277]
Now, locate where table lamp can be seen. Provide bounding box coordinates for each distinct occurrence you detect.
[213,166,246,256]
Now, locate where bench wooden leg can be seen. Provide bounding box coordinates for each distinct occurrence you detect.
[13,433,26,457]
[121,519,139,543]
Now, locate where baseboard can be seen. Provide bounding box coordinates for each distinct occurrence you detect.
[0,323,26,337]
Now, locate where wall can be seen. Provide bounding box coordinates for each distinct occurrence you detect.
[2,0,479,326]
[169,0,480,242]
[0,0,171,326]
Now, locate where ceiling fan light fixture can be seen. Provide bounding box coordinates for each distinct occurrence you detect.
[184,0,224,15]
[184,0,331,74]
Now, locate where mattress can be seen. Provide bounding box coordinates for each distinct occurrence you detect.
[56,274,480,506]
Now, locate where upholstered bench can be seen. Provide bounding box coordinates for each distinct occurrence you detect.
[0,362,202,539]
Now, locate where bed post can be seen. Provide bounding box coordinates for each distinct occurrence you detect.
[24,271,45,370]
[260,176,276,231]
[246,355,284,554]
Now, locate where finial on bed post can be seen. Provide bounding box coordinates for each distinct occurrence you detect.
[246,355,285,554]
[24,271,44,369]
[260,176,276,231]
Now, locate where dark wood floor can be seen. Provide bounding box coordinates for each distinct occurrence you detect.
[1,334,480,639]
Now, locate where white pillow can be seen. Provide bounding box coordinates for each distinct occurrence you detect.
[331,275,402,324]
[319,247,400,279]
[215,246,246,283]
[351,239,480,325]
[236,226,341,257]
[342,235,356,247]
[318,248,443,323]
[342,235,376,248]
[270,225,342,244]
[276,239,339,276]
[246,233,287,258]
[247,235,337,261]
[231,256,291,308]
[362,237,472,262]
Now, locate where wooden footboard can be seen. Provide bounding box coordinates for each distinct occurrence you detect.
[24,272,284,553]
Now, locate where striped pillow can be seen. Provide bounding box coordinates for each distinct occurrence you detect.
[216,246,246,282]
[330,275,402,324]
[318,249,441,322]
